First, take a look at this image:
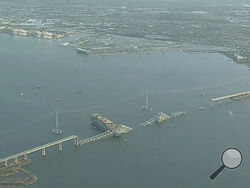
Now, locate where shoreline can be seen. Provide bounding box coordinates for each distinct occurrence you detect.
[0,159,37,186]
[1,31,249,69]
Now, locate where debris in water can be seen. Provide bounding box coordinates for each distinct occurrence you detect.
[228,110,234,118]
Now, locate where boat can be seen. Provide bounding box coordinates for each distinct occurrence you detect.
[52,128,62,134]
[198,107,204,110]
[76,48,89,55]
[62,42,70,46]
[228,110,234,117]
[201,88,206,96]
[141,90,152,111]
[52,110,63,134]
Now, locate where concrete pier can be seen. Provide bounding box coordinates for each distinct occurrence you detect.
[41,148,46,157]
[14,157,18,164]
[24,154,28,161]
[74,137,79,146]
[4,160,8,167]
[59,143,63,152]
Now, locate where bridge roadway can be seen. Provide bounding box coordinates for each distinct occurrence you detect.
[78,131,113,145]
[139,118,155,127]
[210,91,250,102]
[0,135,78,166]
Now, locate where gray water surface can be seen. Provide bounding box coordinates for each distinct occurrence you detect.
[1,34,250,188]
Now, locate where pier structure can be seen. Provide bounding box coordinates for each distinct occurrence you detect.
[210,91,250,104]
[0,135,78,167]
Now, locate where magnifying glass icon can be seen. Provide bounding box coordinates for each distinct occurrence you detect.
[210,148,242,180]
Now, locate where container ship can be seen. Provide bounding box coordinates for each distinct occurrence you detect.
[91,114,133,136]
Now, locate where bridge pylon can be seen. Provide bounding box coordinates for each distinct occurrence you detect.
[14,157,18,164]
[24,154,28,161]
[59,143,63,151]
[74,137,79,146]
[4,160,8,167]
[41,148,46,157]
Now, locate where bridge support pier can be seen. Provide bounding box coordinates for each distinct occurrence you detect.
[14,157,18,164]
[41,148,46,157]
[4,160,8,167]
[74,137,78,147]
[59,143,63,152]
[24,154,28,161]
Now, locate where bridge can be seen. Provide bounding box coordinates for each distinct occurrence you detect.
[78,131,113,145]
[0,114,133,168]
[139,111,186,127]
[0,135,78,167]
[210,91,250,102]
[139,118,155,127]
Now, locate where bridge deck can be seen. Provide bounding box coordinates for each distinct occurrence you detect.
[139,118,155,127]
[0,135,77,163]
[210,91,250,102]
[78,131,113,145]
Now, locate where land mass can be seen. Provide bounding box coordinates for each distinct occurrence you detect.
[0,0,249,64]
[0,158,37,187]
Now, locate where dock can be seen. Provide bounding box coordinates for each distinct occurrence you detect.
[210,91,250,102]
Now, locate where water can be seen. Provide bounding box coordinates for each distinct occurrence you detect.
[0,33,250,187]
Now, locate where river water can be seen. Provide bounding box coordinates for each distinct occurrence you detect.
[1,33,250,187]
